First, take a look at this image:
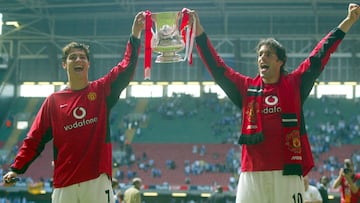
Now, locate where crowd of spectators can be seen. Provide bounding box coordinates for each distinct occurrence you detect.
[1,95,360,193]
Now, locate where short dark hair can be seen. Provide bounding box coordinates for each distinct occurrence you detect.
[256,38,287,73]
[320,176,329,185]
[132,177,142,185]
[62,42,90,62]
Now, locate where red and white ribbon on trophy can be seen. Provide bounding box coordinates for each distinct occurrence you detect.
[144,10,152,80]
[144,8,196,80]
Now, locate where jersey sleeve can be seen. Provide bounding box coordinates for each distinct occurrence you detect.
[294,28,346,101]
[196,33,248,108]
[100,35,141,108]
[10,97,53,174]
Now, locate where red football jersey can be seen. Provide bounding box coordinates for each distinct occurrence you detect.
[11,36,140,188]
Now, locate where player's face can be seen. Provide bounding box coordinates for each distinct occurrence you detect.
[63,48,90,80]
[257,45,283,84]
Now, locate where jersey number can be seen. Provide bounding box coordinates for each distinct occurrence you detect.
[105,189,110,203]
[292,193,303,203]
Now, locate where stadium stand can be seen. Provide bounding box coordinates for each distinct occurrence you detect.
[114,143,237,186]
[0,96,359,192]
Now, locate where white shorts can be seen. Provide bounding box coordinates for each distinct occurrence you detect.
[52,173,115,203]
[236,170,305,203]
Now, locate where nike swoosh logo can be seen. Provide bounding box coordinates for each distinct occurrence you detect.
[60,104,68,108]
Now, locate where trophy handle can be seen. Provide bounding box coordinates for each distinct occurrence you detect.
[181,8,196,64]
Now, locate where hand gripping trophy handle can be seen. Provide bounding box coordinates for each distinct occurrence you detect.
[144,8,196,80]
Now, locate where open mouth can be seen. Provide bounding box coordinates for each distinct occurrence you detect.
[74,66,84,72]
[260,64,269,71]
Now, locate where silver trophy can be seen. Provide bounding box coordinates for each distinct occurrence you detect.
[144,9,195,79]
[150,11,185,63]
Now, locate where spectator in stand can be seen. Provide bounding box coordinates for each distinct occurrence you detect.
[303,176,322,203]
[124,177,142,203]
[115,190,122,203]
[208,185,227,203]
[5,115,13,128]
[318,176,329,203]
[192,144,198,154]
[332,158,360,203]
[112,179,122,203]
[199,144,206,156]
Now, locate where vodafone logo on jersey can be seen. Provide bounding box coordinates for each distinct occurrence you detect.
[63,106,98,131]
[262,95,281,114]
[73,107,86,119]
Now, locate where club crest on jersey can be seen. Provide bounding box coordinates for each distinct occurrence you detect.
[285,130,301,153]
[87,92,96,101]
[245,101,259,123]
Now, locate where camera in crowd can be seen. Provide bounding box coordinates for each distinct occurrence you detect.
[344,168,351,174]
[343,160,352,174]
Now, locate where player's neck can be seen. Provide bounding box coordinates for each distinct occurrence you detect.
[67,79,89,90]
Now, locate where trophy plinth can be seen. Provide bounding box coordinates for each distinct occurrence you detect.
[152,44,184,63]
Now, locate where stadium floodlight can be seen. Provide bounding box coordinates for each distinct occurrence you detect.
[143,192,158,197]
[200,193,211,197]
[171,192,187,197]
[5,21,20,28]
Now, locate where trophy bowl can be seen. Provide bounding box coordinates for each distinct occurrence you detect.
[150,11,185,63]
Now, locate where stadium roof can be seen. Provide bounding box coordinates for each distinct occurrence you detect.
[1,0,358,83]
[0,0,352,40]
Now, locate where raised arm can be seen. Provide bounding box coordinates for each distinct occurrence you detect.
[132,11,145,39]
[332,168,343,189]
[186,9,246,108]
[338,3,360,33]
